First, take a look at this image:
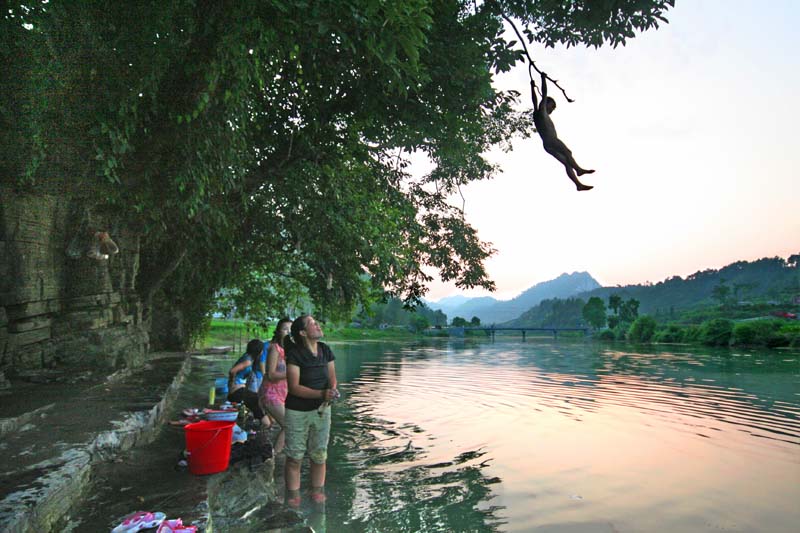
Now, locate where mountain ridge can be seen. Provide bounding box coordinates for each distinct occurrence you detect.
[428,254,799,326]
[428,271,601,324]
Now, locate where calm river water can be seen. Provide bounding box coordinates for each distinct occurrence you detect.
[293,338,800,533]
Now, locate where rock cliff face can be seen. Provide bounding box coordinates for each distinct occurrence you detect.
[0,188,149,378]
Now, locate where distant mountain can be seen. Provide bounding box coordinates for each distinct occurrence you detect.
[425,294,497,318]
[439,296,498,320]
[505,255,799,328]
[433,295,472,307]
[429,272,601,324]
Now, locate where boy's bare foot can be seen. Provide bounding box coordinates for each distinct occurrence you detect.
[577,184,594,191]
[577,168,595,176]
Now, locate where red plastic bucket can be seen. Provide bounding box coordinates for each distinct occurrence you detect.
[183,420,235,475]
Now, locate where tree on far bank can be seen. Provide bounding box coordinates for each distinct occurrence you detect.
[619,298,640,323]
[712,278,732,307]
[452,316,468,327]
[470,316,481,326]
[627,316,657,342]
[412,315,430,333]
[607,294,638,329]
[608,295,622,316]
[582,297,606,329]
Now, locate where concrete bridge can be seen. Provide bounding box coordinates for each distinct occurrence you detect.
[451,326,590,340]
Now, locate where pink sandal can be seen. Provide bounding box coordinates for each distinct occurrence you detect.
[111,511,166,533]
[157,518,197,533]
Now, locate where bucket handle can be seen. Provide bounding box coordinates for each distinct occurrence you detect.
[186,427,226,457]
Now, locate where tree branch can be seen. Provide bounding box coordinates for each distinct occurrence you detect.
[141,244,189,305]
[491,3,575,102]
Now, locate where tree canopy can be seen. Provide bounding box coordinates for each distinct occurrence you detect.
[1,0,675,345]
[582,296,606,329]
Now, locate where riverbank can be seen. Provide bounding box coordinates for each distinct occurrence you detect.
[197,319,419,352]
[0,353,200,532]
[198,317,800,358]
[595,316,800,349]
[0,350,316,532]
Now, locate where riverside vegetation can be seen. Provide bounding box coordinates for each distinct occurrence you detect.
[201,255,799,352]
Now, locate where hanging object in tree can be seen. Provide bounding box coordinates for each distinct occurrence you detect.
[87,231,119,261]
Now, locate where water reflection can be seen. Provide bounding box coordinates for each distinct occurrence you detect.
[325,396,506,532]
[279,339,800,532]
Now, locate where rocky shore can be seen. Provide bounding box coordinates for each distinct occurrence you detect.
[0,352,310,532]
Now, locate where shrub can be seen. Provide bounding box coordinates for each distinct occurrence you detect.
[791,332,800,348]
[613,324,629,341]
[595,329,615,341]
[700,318,734,347]
[732,320,781,346]
[765,332,791,348]
[682,325,702,343]
[628,316,658,343]
[779,323,800,348]
[654,324,683,343]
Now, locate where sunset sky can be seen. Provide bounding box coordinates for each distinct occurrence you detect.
[426,0,799,301]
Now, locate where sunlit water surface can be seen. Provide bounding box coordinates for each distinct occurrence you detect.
[284,339,799,533]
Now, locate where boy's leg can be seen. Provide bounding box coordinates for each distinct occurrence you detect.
[548,147,592,190]
[548,141,595,181]
[562,148,594,176]
[557,154,592,191]
[569,157,595,176]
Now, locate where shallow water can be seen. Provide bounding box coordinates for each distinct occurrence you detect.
[290,338,800,533]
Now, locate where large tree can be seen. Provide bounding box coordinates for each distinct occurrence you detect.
[1,0,674,345]
[582,296,606,329]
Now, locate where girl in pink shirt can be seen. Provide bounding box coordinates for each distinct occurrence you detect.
[259,318,291,453]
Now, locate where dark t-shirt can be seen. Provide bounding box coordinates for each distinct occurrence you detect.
[285,341,335,411]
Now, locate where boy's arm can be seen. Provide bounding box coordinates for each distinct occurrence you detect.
[540,71,548,101]
[530,79,539,111]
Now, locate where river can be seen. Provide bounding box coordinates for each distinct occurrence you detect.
[288,338,800,532]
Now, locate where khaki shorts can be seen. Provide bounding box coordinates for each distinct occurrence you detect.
[285,407,331,464]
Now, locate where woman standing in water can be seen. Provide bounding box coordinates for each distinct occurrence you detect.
[284,315,338,506]
[258,318,292,454]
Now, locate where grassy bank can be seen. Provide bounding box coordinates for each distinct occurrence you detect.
[196,319,418,350]
[196,319,270,351]
[198,317,800,354]
[324,325,418,341]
